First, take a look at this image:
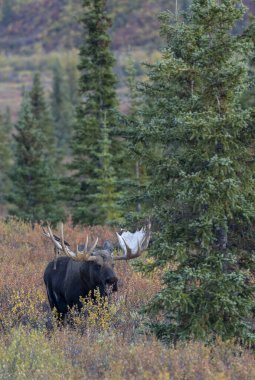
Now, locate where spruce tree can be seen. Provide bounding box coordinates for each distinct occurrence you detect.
[51,60,74,151]
[134,0,255,343]
[88,115,123,224]
[30,73,54,145]
[65,56,79,108]
[0,109,12,206]
[1,0,15,26]
[70,0,119,225]
[120,56,148,221]
[9,86,65,226]
[241,17,255,109]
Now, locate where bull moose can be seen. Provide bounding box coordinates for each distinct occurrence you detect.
[43,224,150,318]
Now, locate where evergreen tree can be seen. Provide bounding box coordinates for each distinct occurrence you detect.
[120,56,148,221]
[51,60,74,151]
[241,16,255,109]
[65,56,79,108]
[0,108,12,206]
[3,106,12,132]
[88,114,122,224]
[9,87,65,226]
[133,0,255,344]
[70,0,119,225]
[30,73,54,144]
[1,0,15,26]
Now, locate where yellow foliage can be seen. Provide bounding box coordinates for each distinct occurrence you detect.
[0,327,73,379]
[0,219,254,379]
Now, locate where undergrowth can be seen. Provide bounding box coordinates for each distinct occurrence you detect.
[0,218,254,379]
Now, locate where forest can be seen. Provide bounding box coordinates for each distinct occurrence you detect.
[1,0,255,378]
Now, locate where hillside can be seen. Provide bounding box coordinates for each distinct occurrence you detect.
[0,0,174,54]
[0,0,254,54]
[0,0,253,117]
[0,0,178,117]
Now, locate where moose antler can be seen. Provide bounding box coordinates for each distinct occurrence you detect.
[43,223,98,262]
[114,223,151,261]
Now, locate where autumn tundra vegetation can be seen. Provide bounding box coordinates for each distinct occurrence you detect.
[0,218,254,379]
[1,0,255,378]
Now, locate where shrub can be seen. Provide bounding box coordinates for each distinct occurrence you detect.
[0,327,73,379]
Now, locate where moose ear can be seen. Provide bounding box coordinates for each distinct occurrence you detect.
[103,240,114,254]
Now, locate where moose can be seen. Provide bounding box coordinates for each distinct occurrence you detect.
[43,224,150,318]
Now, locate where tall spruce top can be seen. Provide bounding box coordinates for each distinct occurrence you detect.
[70,0,120,225]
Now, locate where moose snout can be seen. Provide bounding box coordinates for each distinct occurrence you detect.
[105,276,118,285]
[105,276,118,292]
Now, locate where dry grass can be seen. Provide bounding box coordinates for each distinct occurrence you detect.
[0,218,254,379]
